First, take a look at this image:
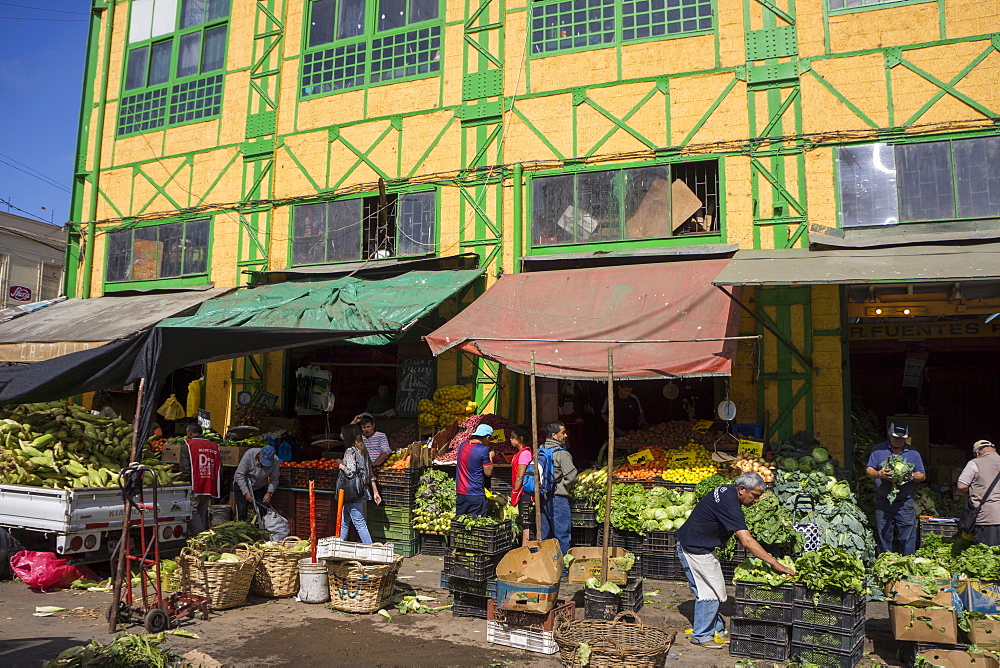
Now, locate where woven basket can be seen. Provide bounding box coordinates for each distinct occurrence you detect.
[251,536,308,598]
[177,543,262,610]
[326,556,402,614]
[554,612,674,668]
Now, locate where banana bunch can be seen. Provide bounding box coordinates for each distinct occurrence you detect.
[0,400,180,490]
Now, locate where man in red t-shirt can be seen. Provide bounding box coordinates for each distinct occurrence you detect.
[179,423,222,536]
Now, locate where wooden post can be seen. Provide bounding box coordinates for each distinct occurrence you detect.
[128,377,146,462]
[530,352,542,540]
[601,349,615,583]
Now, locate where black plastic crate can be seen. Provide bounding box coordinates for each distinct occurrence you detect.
[375,466,424,488]
[790,642,864,668]
[596,527,644,554]
[735,582,795,606]
[730,636,790,662]
[793,584,865,612]
[379,485,414,506]
[620,577,644,613]
[792,601,867,630]
[643,530,676,553]
[452,591,491,619]
[444,550,503,581]
[489,477,513,497]
[641,553,684,581]
[420,533,450,556]
[278,467,293,487]
[450,520,514,554]
[918,518,959,546]
[792,621,865,652]
[720,559,739,585]
[733,600,794,624]
[571,508,598,528]
[447,575,498,598]
[659,482,696,493]
[572,526,598,547]
[730,618,791,643]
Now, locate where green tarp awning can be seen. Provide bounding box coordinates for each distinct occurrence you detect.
[157,269,483,345]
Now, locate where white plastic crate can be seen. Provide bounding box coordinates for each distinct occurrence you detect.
[486,620,558,655]
[315,536,396,563]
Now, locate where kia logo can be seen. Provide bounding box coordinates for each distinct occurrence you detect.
[8,286,32,302]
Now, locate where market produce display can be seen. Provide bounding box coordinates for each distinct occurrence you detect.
[719,491,804,558]
[794,544,866,596]
[278,459,337,470]
[595,484,696,532]
[387,423,418,450]
[412,469,456,534]
[0,401,179,489]
[914,533,971,572]
[733,556,796,586]
[612,443,719,484]
[436,414,517,463]
[417,385,476,427]
[187,522,271,551]
[619,420,721,447]
[694,473,729,499]
[721,452,775,483]
[871,551,952,590]
[570,467,608,508]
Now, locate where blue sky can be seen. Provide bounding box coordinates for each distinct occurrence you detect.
[0,3,89,229]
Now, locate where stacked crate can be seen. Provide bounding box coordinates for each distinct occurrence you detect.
[729,582,795,663]
[486,599,574,655]
[371,467,424,557]
[641,530,683,581]
[596,527,645,572]
[570,500,598,547]
[443,519,514,618]
[789,585,866,667]
[292,490,337,538]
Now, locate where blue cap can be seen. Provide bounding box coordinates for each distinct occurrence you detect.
[472,424,494,438]
[259,444,276,466]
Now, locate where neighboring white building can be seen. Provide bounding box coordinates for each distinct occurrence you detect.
[0,211,66,308]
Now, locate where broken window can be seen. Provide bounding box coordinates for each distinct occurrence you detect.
[531,161,719,246]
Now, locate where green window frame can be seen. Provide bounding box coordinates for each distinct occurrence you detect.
[300,0,443,98]
[529,0,714,58]
[827,0,934,14]
[836,135,1000,228]
[104,217,211,284]
[117,0,230,137]
[291,190,437,266]
[530,159,721,247]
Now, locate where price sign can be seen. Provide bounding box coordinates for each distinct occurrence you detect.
[670,452,695,467]
[627,449,654,466]
[489,428,506,444]
[738,439,764,456]
[691,420,714,434]
[197,409,211,429]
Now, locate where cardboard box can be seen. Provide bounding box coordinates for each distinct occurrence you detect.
[161,442,181,463]
[219,445,252,467]
[495,540,563,613]
[889,604,958,644]
[957,580,1000,614]
[916,650,1000,668]
[885,579,956,608]
[495,579,560,614]
[566,547,633,585]
[970,619,1000,649]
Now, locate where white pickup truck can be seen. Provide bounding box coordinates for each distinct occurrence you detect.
[0,483,191,564]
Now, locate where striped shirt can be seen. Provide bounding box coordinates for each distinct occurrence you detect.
[363,431,391,463]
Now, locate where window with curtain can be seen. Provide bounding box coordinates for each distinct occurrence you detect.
[105,219,211,283]
[118,0,230,136]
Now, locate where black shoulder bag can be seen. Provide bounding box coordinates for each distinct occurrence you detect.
[957,468,1000,534]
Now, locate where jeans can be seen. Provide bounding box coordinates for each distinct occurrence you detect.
[677,544,726,643]
[340,502,373,544]
[875,496,916,555]
[456,494,489,517]
[541,494,572,556]
[234,486,269,522]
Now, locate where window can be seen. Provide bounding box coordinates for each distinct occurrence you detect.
[105,219,210,283]
[531,161,719,246]
[837,136,1000,228]
[301,0,442,97]
[530,0,713,56]
[118,0,229,136]
[39,264,62,300]
[828,0,926,12]
[291,192,436,265]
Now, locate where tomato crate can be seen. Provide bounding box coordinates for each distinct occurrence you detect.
[571,508,598,528]
[486,598,574,632]
[444,551,503,581]
[792,601,867,630]
[452,591,491,619]
[730,618,792,643]
[735,582,795,606]
[420,533,450,556]
[572,526,598,547]
[789,642,864,668]
[643,530,676,553]
[292,467,338,490]
[447,575,498,598]
[294,491,336,518]
[620,577,644,613]
[730,636,790,662]
[449,520,514,554]
[792,621,865,652]
[793,585,865,612]
[733,600,794,624]
[278,467,293,488]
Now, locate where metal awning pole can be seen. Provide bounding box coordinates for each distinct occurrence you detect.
[601,348,615,583]
[530,352,542,540]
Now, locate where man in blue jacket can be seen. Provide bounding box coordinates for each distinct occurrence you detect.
[866,423,926,555]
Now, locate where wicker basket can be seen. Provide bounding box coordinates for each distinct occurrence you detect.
[177,543,262,610]
[554,612,675,668]
[326,556,403,614]
[251,536,308,598]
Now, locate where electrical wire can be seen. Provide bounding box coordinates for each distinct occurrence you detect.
[0,14,87,21]
[0,197,50,223]
[0,153,71,193]
[0,2,88,14]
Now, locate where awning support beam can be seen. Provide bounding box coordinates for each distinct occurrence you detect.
[715,286,814,371]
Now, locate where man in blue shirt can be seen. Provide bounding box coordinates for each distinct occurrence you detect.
[866,423,927,555]
[676,472,794,649]
[456,424,494,517]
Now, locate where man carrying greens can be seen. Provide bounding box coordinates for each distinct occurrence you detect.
[676,472,794,649]
[866,423,926,555]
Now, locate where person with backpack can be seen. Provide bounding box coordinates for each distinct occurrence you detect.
[536,421,577,555]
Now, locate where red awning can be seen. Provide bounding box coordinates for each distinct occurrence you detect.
[424,259,740,380]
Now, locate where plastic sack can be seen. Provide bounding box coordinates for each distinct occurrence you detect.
[254,503,290,541]
[157,394,186,421]
[10,550,99,591]
[186,379,203,418]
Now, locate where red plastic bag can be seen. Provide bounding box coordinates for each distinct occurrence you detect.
[9,550,98,590]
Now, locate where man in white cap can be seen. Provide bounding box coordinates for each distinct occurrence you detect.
[456,424,495,517]
[957,440,1000,546]
[865,423,926,555]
